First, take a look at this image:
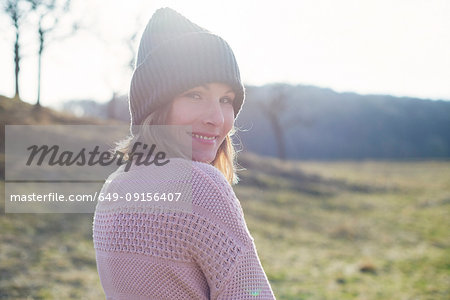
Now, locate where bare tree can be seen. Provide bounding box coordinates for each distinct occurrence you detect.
[260,84,312,160]
[28,0,76,107]
[3,0,32,100]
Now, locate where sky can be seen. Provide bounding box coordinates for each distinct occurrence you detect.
[1,0,449,108]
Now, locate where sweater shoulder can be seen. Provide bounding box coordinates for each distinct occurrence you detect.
[191,161,233,194]
[189,161,253,245]
[190,161,237,210]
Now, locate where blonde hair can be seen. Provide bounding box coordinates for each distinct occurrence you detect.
[116,103,239,185]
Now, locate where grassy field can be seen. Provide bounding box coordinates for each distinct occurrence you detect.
[1,153,449,299]
[238,154,450,299]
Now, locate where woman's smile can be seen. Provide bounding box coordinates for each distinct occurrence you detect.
[189,132,218,144]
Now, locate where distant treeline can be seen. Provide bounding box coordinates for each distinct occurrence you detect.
[62,84,450,160]
[237,84,450,159]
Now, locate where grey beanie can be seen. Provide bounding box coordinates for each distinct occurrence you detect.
[129,7,245,132]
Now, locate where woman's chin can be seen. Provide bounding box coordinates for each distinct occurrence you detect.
[192,152,216,164]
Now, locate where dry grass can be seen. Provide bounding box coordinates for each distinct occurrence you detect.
[236,155,450,299]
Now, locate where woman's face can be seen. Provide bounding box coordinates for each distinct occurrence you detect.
[167,82,235,163]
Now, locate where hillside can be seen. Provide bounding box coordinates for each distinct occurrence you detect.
[236,84,450,160]
[0,95,116,126]
[0,95,126,179]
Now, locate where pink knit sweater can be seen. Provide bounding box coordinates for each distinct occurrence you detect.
[93,158,275,299]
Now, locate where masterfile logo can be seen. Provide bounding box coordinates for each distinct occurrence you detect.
[25,142,170,172]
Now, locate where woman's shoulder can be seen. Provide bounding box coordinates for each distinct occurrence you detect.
[188,160,254,246]
[191,160,229,185]
[189,160,237,200]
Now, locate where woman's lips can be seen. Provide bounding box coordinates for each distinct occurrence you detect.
[187,132,218,144]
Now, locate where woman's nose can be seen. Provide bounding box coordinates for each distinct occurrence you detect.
[203,100,224,126]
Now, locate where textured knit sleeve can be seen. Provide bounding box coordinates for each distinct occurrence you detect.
[188,162,276,299]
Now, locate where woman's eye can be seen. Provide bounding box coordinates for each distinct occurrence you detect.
[186,92,201,100]
[221,97,234,104]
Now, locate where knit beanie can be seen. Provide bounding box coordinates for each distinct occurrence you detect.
[129,7,245,133]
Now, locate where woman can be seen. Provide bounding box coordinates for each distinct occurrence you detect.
[93,7,275,299]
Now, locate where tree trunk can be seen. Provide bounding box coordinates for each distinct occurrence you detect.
[36,26,44,107]
[14,24,20,100]
[269,113,286,160]
[271,116,286,160]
